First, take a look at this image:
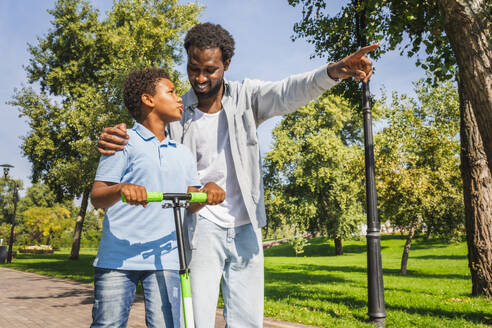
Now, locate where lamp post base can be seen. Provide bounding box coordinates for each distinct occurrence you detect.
[369,317,385,327]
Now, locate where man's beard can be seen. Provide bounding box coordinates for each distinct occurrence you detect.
[194,76,223,100]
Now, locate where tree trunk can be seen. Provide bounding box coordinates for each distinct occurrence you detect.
[400,220,418,275]
[69,189,90,260]
[425,230,432,240]
[457,78,492,297]
[440,0,492,298]
[440,0,492,176]
[334,236,344,255]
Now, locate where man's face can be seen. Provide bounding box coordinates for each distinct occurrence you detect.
[186,46,230,100]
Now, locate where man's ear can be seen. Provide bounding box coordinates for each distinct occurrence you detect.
[223,58,231,72]
[141,93,154,108]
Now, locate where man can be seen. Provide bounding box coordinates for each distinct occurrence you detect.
[97,22,377,327]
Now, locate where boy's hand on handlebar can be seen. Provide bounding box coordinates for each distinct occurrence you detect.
[120,183,148,207]
[201,182,225,205]
[97,123,129,155]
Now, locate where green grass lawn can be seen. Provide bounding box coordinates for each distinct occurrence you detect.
[263,236,491,327]
[2,236,491,327]
[3,247,98,283]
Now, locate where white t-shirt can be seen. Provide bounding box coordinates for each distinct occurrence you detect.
[193,108,250,228]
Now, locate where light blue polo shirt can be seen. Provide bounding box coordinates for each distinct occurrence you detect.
[93,122,201,270]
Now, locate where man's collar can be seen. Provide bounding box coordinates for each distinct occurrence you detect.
[133,122,176,147]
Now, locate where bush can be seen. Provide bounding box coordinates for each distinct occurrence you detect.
[19,245,54,254]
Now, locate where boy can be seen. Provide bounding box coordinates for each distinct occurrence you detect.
[90,67,225,328]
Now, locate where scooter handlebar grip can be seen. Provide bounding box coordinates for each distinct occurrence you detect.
[121,192,163,203]
[189,192,207,203]
[147,192,164,202]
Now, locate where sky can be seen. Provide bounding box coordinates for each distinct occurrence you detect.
[0,0,426,195]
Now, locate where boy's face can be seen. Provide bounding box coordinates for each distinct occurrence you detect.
[146,78,183,122]
[186,46,230,100]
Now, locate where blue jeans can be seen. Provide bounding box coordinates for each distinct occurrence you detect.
[91,268,181,328]
[187,217,264,328]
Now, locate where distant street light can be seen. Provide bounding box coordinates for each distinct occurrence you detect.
[1,164,19,264]
[1,164,13,179]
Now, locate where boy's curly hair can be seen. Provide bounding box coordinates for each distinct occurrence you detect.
[123,67,170,120]
[184,22,235,62]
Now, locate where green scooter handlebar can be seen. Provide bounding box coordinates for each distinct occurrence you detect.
[121,192,207,203]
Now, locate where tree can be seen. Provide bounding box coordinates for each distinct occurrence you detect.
[376,79,463,274]
[10,0,200,259]
[17,182,75,214]
[23,206,72,247]
[18,183,57,210]
[288,0,491,297]
[264,94,365,255]
[80,208,104,248]
[11,183,76,247]
[439,1,492,174]
[290,234,310,263]
[0,178,23,246]
[0,178,23,223]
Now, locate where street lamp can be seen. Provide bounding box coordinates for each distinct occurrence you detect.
[354,2,387,326]
[1,164,13,179]
[1,164,19,264]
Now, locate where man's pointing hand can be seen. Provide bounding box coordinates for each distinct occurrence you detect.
[327,43,379,83]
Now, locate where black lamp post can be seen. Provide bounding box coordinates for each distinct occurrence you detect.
[1,164,18,264]
[362,80,386,327]
[354,1,386,326]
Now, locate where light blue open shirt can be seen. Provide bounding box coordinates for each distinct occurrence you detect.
[93,122,201,271]
[168,64,339,231]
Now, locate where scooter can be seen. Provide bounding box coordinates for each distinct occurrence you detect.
[123,191,207,328]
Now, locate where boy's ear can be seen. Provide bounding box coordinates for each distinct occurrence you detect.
[141,93,154,108]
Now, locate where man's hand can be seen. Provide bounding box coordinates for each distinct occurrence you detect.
[186,183,225,213]
[327,43,379,83]
[97,123,129,155]
[200,182,225,205]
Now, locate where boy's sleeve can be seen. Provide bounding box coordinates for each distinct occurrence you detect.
[185,149,201,188]
[95,148,129,184]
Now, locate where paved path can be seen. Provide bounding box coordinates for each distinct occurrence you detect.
[0,267,317,328]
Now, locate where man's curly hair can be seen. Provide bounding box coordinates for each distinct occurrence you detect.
[123,67,170,120]
[184,22,235,62]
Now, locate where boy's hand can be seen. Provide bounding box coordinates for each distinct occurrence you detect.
[120,183,148,207]
[200,182,225,205]
[97,123,129,155]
